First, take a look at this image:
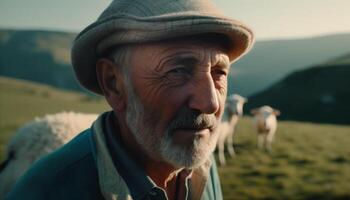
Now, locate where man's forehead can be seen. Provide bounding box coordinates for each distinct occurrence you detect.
[132,41,230,68]
[133,36,230,61]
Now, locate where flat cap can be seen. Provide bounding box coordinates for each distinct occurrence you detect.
[71,0,254,94]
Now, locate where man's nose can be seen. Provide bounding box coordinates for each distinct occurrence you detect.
[188,73,219,114]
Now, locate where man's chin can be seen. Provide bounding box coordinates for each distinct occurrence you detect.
[160,139,214,169]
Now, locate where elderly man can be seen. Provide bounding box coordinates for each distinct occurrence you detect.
[7,0,253,199]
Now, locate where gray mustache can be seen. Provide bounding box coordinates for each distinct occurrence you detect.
[168,108,218,132]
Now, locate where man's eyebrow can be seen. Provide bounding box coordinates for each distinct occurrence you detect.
[155,52,199,72]
[170,56,199,67]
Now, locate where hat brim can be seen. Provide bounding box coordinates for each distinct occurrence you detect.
[71,13,254,94]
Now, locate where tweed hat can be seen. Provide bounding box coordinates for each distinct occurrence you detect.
[71,0,254,94]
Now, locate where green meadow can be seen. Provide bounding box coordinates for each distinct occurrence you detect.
[219,118,350,200]
[1,76,350,199]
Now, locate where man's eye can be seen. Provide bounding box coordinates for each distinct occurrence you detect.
[212,69,227,76]
[163,67,191,85]
[168,67,190,75]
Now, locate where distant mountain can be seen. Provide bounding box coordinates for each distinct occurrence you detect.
[246,54,350,125]
[1,28,350,96]
[0,29,85,93]
[229,33,350,96]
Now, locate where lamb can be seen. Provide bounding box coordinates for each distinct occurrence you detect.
[251,105,280,151]
[0,112,98,198]
[217,94,247,166]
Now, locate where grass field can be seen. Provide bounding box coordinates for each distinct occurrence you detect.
[218,118,350,200]
[1,76,350,199]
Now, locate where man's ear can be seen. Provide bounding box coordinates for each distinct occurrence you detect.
[96,58,126,111]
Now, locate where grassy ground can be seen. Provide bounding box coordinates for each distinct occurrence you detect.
[1,76,350,199]
[218,118,350,200]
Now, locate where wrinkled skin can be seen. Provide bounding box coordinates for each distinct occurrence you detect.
[127,40,230,168]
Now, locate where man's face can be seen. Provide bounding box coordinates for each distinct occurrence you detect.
[124,38,230,169]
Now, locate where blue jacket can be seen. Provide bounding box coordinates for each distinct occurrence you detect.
[7,128,103,199]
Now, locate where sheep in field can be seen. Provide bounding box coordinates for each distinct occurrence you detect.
[251,106,280,151]
[0,112,97,198]
[217,94,247,166]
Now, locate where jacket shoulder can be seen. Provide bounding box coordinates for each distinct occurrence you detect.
[7,128,103,200]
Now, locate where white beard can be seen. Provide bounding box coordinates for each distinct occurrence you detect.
[124,83,219,169]
[159,128,219,169]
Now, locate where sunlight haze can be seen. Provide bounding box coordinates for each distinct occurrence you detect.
[1,0,350,40]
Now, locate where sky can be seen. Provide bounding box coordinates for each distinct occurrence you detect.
[1,0,350,40]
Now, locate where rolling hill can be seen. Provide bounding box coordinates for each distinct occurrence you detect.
[1,28,350,96]
[246,53,350,125]
[229,33,350,96]
[0,76,109,156]
[0,29,84,93]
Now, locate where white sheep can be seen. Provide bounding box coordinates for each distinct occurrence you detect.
[217,94,247,166]
[251,106,280,151]
[0,112,98,198]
